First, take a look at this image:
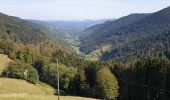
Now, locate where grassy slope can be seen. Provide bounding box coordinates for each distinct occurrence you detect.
[0,78,97,100]
[0,54,12,74]
[0,78,55,95]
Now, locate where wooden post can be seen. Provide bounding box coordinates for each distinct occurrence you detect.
[57,59,60,100]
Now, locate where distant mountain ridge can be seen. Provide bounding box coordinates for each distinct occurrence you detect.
[80,13,149,39]
[46,19,112,31]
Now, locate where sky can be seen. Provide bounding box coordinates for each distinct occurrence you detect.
[0,0,170,21]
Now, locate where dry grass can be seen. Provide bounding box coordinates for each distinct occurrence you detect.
[0,54,12,74]
[0,78,98,100]
[0,78,55,95]
[0,95,97,100]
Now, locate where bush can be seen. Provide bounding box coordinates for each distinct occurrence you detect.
[5,60,39,84]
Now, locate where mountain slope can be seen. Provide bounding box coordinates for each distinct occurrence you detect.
[0,12,71,50]
[80,13,149,53]
[0,13,49,45]
[80,14,149,40]
[80,6,170,61]
[27,20,73,50]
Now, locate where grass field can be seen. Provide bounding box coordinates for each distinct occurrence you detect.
[0,95,97,100]
[0,54,12,74]
[0,78,97,100]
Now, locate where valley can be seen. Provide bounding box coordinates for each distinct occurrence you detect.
[29,19,110,60]
[0,4,170,100]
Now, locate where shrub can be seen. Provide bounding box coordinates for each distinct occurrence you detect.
[5,60,39,84]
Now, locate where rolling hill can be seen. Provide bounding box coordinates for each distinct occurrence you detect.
[80,6,170,61]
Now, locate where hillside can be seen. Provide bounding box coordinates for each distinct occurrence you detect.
[27,20,70,41]
[80,6,170,61]
[0,12,71,52]
[0,13,47,45]
[0,12,76,67]
[80,13,149,41]
[0,78,97,100]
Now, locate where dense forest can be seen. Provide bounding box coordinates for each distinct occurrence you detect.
[1,38,170,100]
[0,6,170,100]
[80,6,170,61]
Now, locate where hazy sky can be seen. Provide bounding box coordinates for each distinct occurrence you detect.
[0,0,170,20]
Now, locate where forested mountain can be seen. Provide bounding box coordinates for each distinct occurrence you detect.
[80,6,170,61]
[27,20,73,49]
[0,12,49,45]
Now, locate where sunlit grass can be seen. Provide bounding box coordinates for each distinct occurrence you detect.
[0,95,97,100]
[0,78,97,100]
[0,54,12,74]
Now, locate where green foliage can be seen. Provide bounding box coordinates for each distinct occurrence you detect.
[131,57,170,100]
[80,7,170,61]
[80,14,149,54]
[0,39,14,55]
[0,12,47,45]
[96,67,119,100]
[5,60,39,84]
[34,61,78,92]
[112,57,170,100]
[59,64,77,90]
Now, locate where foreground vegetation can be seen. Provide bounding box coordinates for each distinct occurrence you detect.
[0,78,97,100]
